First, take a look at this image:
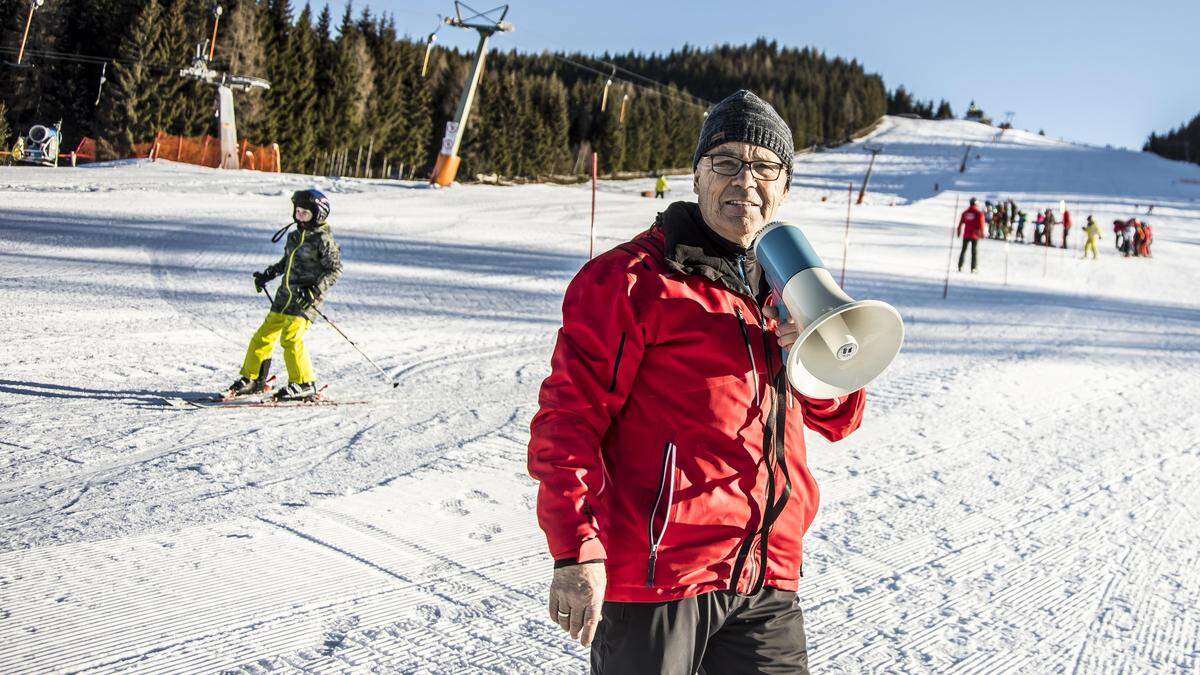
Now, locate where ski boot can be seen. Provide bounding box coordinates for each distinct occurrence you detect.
[218,359,272,401]
[273,381,319,402]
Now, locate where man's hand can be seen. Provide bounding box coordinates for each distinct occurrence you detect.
[762,303,801,349]
[253,271,269,292]
[548,561,606,647]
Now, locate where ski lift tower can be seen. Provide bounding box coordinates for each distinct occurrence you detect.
[178,4,270,169]
[6,0,44,68]
[430,2,513,187]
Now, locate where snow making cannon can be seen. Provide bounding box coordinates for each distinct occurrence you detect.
[753,221,904,398]
[11,121,62,167]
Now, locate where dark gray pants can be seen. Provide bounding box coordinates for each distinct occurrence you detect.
[591,589,808,675]
[958,238,978,271]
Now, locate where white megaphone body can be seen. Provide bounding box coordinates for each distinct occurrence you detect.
[754,221,904,399]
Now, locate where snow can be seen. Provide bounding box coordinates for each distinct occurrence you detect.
[2,116,1199,672]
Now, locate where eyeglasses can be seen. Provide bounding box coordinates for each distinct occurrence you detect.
[704,154,786,181]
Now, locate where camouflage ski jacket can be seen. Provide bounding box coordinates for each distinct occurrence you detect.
[262,222,343,320]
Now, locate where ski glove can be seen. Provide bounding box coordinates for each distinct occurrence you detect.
[253,271,270,292]
[300,286,319,307]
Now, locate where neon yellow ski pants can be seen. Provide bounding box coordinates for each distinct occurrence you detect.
[1083,238,1100,259]
[241,311,315,383]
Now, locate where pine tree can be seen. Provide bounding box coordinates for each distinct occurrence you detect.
[594,93,626,174]
[362,15,406,177]
[0,100,10,151]
[217,0,270,144]
[258,0,296,144]
[325,3,374,164]
[396,39,434,177]
[96,0,164,157]
[147,0,196,136]
[281,4,318,172]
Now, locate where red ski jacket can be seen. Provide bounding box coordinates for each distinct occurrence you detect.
[528,202,866,602]
[958,205,986,240]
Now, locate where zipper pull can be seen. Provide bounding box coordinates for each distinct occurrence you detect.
[646,547,658,587]
[736,255,754,297]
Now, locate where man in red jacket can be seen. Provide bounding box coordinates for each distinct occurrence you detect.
[957,197,986,273]
[528,90,866,673]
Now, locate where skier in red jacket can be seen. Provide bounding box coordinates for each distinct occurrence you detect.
[957,197,986,272]
[528,90,865,673]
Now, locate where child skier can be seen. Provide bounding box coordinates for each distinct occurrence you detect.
[223,189,343,401]
[1082,215,1101,259]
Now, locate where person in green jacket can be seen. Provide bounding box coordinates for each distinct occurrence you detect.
[224,189,343,401]
[654,173,669,199]
[1082,215,1102,260]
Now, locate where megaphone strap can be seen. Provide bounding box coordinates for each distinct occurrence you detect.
[730,369,792,597]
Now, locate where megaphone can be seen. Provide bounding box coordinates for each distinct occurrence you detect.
[754,221,904,399]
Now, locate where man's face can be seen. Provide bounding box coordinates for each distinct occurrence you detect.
[693,141,790,246]
[294,206,314,224]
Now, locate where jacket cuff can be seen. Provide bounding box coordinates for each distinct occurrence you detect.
[798,390,857,415]
[551,536,607,565]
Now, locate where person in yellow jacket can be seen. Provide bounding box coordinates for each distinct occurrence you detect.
[1082,215,1101,260]
[223,189,343,401]
[654,173,669,199]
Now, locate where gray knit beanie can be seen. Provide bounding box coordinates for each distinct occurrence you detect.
[693,90,794,173]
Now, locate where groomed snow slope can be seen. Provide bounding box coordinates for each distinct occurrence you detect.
[1,116,1199,672]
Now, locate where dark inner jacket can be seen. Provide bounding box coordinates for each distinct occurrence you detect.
[657,201,769,306]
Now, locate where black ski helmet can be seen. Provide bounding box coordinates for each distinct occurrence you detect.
[291,189,331,224]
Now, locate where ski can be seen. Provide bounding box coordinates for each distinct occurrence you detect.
[162,395,369,409]
[163,385,366,409]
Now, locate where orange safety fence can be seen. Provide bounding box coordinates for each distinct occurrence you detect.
[70,137,98,163]
[131,131,282,172]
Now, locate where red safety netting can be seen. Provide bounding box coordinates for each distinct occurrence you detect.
[131,131,281,172]
[70,137,98,163]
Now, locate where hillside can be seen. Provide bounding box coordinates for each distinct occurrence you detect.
[1,116,1198,672]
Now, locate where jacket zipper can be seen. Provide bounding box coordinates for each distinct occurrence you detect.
[646,441,677,587]
[281,229,307,310]
[736,255,791,594]
[734,307,761,409]
[738,254,794,409]
[608,332,627,393]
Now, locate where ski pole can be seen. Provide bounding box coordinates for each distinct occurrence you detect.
[261,287,398,388]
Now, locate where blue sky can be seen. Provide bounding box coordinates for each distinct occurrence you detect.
[322,0,1199,150]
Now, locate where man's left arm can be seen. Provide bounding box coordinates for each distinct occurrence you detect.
[765,301,867,442]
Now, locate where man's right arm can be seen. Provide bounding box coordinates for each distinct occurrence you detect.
[527,255,647,564]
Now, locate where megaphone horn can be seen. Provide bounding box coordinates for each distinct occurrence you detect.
[754,221,904,399]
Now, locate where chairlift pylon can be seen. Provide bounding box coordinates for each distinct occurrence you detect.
[600,64,616,112]
[421,16,443,78]
[4,0,45,69]
[94,62,107,106]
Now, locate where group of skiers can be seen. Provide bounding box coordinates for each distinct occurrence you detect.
[1112,217,1155,258]
[957,197,1154,272]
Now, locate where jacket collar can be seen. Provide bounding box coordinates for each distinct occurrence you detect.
[654,201,761,299]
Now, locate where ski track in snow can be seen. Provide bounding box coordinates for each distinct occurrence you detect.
[2,117,1200,672]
